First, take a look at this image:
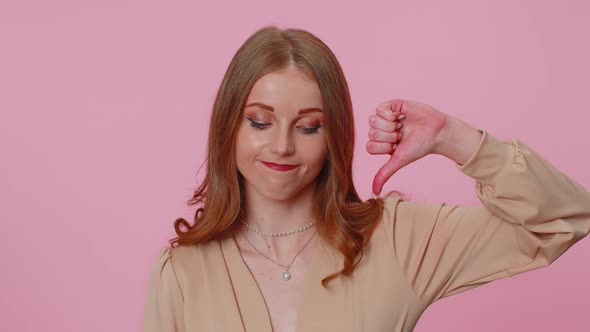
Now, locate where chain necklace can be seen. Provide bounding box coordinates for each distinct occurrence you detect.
[241,219,316,237]
[239,228,317,281]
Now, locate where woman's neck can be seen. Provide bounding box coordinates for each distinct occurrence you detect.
[237,185,320,261]
[234,223,319,264]
[242,183,318,234]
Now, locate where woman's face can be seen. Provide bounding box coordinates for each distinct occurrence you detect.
[235,65,327,202]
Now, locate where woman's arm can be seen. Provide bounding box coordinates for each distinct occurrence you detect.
[380,127,590,303]
[369,98,590,304]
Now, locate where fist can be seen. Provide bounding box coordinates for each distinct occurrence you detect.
[366,99,448,195]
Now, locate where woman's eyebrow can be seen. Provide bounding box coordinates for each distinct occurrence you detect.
[245,102,323,114]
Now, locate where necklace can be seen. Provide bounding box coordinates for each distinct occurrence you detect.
[239,228,317,281]
[241,219,316,237]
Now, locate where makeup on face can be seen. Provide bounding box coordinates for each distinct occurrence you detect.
[234,66,328,201]
[260,161,299,171]
[245,116,322,135]
[244,103,324,135]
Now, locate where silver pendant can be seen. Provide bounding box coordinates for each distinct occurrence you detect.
[282,270,291,280]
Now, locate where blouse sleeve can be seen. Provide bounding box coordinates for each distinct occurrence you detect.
[383,128,590,304]
[142,246,185,332]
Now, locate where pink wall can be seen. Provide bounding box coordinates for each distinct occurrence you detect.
[1,0,589,331]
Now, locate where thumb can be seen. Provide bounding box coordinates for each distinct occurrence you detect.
[372,154,410,196]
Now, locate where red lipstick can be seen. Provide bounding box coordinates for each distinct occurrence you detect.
[261,161,298,171]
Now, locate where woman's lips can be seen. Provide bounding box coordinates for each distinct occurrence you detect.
[260,161,298,171]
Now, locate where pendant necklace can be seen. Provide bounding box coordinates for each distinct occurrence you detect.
[240,227,317,281]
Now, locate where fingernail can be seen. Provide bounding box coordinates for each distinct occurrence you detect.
[396,122,402,129]
[397,114,406,120]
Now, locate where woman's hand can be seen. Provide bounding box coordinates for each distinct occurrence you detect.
[366,98,449,196]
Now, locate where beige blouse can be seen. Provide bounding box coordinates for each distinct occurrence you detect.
[142,128,590,332]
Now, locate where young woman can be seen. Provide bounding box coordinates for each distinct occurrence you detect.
[142,26,590,332]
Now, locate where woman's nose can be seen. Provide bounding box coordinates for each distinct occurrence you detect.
[270,126,295,155]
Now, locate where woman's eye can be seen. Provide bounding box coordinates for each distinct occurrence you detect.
[246,117,269,129]
[302,126,322,134]
[246,117,322,134]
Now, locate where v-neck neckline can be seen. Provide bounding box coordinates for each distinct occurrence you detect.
[220,230,339,332]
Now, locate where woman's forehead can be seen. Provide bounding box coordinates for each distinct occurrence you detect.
[246,70,323,110]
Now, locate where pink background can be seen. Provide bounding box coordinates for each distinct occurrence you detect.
[1,0,589,331]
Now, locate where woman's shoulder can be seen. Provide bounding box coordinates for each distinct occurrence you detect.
[374,194,446,246]
[379,194,445,221]
[154,240,223,272]
[380,194,405,218]
[364,195,405,248]
[162,240,219,261]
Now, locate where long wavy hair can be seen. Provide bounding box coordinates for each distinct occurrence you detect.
[170,25,406,287]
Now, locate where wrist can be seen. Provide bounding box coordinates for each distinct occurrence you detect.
[433,115,483,166]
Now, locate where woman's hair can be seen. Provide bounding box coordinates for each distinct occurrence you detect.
[170,25,406,287]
